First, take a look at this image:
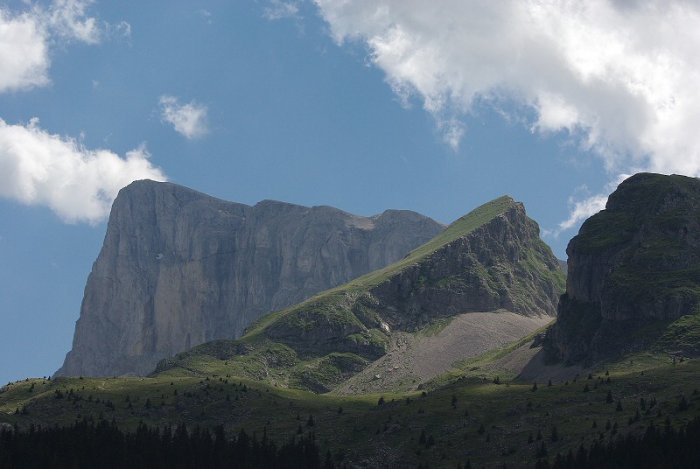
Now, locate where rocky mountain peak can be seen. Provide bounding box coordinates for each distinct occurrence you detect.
[546,173,700,364]
[56,181,444,377]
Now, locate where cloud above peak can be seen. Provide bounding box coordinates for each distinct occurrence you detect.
[314,0,700,177]
[0,119,166,224]
[159,95,209,140]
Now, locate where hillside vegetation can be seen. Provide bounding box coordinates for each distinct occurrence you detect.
[4,341,700,468]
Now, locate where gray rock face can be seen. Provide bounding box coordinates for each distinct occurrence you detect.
[546,173,700,364]
[56,180,444,377]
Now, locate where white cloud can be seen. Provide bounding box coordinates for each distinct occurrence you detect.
[556,194,608,235]
[0,8,50,92]
[0,0,121,94]
[0,118,166,224]
[45,0,100,43]
[264,1,300,21]
[313,0,700,230]
[159,95,209,140]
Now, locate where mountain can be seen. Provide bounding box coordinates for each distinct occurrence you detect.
[56,180,444,377]
[158,196,565,392]
[13,176,700,468]
[546,173,700,364]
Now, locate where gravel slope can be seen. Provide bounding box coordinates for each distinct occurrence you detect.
[334,311,552,394]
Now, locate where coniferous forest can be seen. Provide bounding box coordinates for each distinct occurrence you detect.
[4,416,700,468]
[535,416,700,469]
[0,419,336,469]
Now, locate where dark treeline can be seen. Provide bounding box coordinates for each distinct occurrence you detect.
[536,416,700,469]
[0,418,336,469]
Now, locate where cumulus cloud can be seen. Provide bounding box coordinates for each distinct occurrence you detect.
[313,1,700,229]
[0,0,122,94]
[159,96,209,140]
[0,118,166,224]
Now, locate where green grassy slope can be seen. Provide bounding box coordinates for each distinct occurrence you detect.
[4,344,700,468]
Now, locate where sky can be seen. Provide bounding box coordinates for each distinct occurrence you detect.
[1,0,699,385]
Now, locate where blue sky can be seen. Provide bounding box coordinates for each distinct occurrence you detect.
[1,0,698,385]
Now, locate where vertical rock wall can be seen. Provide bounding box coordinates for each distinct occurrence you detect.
[56,180,444,376]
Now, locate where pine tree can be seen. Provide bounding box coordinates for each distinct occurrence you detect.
[536,441,548,458]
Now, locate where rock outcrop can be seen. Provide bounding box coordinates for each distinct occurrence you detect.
[56,180,444,377]
[367,200,563,327]
[546,173,700,364]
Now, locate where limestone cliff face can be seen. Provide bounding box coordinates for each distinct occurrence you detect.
[56,180,444,377]
[546,173,700,364]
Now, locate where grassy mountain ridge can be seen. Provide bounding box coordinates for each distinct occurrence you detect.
[243,195,520,340]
